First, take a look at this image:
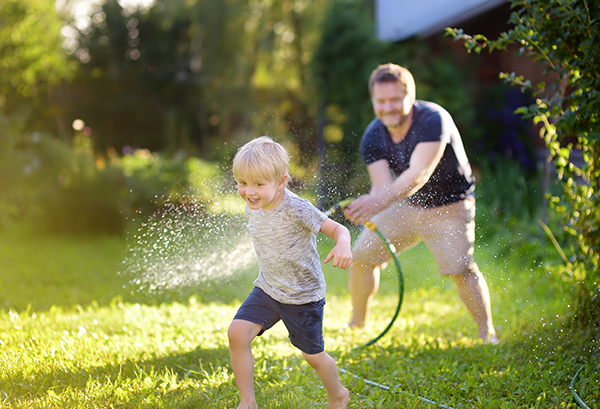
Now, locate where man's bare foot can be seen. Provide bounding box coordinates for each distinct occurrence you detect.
[327,386,349,409]
[236,401,258,409]
[339,323,363,333]
[346,320,365,329]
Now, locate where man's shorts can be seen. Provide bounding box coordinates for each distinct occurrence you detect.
[234,286,325,355]
[353,197,480,276]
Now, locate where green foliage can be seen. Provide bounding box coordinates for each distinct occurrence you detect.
[475,158,545,231]
[114,148,224,216]
[1,129,131,234]
[0,112,225,235]
[62,0,331,159]
[447,0,600,328]
[311,0,380,203]
[66,0,202,153]
[0,0,75,137]
[0,0,73,97]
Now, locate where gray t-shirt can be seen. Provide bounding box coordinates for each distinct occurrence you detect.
[246,188,328,304]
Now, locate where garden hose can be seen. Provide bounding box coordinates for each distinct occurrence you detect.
[324,198,404,349]
[325,200,594,408]
[571,364,593,408]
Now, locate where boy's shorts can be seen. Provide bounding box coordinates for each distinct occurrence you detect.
[234,286,325,355]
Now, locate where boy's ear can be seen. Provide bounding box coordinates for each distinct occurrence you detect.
[277,174,288,190]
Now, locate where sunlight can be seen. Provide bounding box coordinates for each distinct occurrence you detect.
[56,0,156,31]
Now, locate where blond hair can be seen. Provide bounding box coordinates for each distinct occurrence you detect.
[232,136,290,184]
[368,63,416,100]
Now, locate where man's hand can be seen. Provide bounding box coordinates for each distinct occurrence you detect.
[344,191,390,225]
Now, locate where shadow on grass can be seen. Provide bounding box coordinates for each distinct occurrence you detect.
[2,344,233,408]
[5,323,598,408]
[335,324,599,408]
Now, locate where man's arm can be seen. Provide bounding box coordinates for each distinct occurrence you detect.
[346,141,446,224]
[389,141,446,199]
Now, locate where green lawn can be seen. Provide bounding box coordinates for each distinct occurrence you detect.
[0,219,598,408]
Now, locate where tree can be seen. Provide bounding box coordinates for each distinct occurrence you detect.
[448,0,600,328]
[312,0,381,205]
[0,0,74,131]
[63,0,331,162]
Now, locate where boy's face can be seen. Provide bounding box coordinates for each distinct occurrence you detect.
[236,174,287,211]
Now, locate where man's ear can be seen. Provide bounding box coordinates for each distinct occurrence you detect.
[278,174,288,190]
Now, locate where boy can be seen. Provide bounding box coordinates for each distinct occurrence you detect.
[228,136,351,409]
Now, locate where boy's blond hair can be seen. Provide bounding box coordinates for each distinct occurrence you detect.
[232,136,290,184]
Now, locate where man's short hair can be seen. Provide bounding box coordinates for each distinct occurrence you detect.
[368,63,416,100]
[232,136,290,184]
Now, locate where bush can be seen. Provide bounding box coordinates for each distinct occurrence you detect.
[2,131,130,234]
[0,115,225,235]
[448,0,600,328]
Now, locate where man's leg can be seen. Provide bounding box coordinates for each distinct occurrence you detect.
[349,201,418,328]
[423,198,497,342]
[348,262,380,327]
[452,272,497,342]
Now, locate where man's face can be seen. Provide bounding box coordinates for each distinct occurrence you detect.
[371,81,414,129]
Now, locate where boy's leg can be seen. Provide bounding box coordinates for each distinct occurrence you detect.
[303,351,349,409]
[228,319,263,409]
[278,300,348,408]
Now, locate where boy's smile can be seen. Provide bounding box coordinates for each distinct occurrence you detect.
[237,175,287,211]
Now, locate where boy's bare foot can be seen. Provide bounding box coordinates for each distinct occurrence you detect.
[483,333,499,345]
[327,386,349,409]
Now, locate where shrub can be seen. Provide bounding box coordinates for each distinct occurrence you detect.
[448,0,600,328]
[0,114,225,235]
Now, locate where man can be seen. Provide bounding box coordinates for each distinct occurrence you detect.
[344,63,498,343]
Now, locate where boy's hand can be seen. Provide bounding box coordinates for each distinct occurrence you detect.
[324,244,352,270]
[320,218,352,270]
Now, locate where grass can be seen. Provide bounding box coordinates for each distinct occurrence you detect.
[0,216,599,408]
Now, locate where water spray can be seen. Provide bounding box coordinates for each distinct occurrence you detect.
[324,198,404,349]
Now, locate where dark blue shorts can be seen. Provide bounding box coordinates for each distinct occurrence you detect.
[234,286,325,355]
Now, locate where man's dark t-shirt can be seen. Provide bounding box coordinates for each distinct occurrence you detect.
[360,100,475,208]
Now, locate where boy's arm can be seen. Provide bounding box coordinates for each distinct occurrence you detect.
[320,218,352,270]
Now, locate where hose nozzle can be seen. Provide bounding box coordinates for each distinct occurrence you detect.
[324,198,354,217]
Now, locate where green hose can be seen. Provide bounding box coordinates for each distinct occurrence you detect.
[326,200,593,407]
[325,199,404,349]
[571,364,592,408]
